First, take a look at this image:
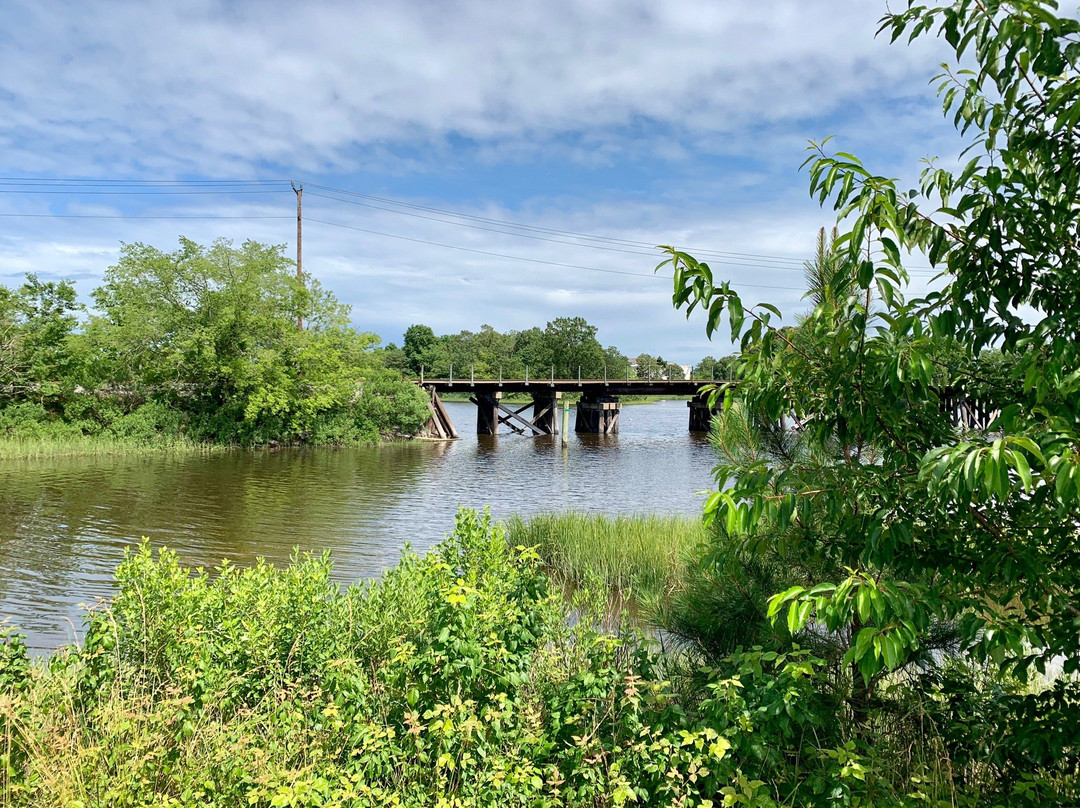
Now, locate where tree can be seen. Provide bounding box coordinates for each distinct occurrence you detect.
[86,237,426,442]
[602,345,632,380]
[511,327,549,377]
[541,316,604,379]
[403,324,437,374]
[802,226,846,309]
[662,1,1080,795]
[692,355,738,381]
[0,275,83,406]
[634,353,657,380]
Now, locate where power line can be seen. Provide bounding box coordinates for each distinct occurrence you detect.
[0,178,284,185]
[0,188,286,195]
[305,182,941,275]
[0,175,945,275]
[0,213,291,220]
[306,216,806,291]
[306,188,941,277]
[305,189,668,258]
[309,182,805,260]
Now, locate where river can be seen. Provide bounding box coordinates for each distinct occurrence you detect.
[0,401,716,652]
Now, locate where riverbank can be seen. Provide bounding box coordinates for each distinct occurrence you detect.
[0,430,415,461]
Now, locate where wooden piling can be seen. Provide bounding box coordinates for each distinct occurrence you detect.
[472,392,502,435]
[575,396,621,434]
[531,392,562,435]
[688,396,717,432]
[420,388,459,440]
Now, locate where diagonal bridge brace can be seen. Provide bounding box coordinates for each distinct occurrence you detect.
[468,397,546,435]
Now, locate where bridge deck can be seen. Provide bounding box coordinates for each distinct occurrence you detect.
[420,378,718,397]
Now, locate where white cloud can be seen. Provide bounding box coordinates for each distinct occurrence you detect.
[0,0,951,175]
[0,0,969,360]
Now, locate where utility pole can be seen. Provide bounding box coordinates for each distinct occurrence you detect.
[291,181,303,330]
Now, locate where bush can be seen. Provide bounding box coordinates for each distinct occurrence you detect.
[3,509,1074,807]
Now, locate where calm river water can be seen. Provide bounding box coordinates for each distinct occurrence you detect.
[0,401,716,652]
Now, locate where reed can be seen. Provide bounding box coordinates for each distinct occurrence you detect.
[503,511,707,603]
[0,434,218,461]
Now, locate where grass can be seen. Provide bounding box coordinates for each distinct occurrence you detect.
[0,434,220,461]
[503,511,708,604]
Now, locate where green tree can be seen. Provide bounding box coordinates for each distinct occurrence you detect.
[803,226,846,308]
[511,327,550,376]
[86,237,425,443]
[635,353,661,380]
[402,324,437,374]
[602,345,632,380]
[541,316,605,378]
[692,355,739,381]
[662,1,1080,798]
[0,275,83,407]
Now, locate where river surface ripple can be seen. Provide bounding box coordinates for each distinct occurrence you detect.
[0,401,716,652]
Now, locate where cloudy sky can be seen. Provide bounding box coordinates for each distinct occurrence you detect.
[0,0,965,362]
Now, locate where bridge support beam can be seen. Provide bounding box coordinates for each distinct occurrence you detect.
[474,392,502,435]
[531,392,562,435]
[688,397,719,432]
[420,388,459,440]
[576,396,621,434]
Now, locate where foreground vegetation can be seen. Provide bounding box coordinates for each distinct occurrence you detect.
[7,508,1073,808]
[652,0,1080,803]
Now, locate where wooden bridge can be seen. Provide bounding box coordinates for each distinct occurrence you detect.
[416,378,1002,440]
[418,378,732,438]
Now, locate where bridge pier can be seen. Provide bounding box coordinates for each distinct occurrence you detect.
[688,396,721,432]
[474,392,502,435]
[531,392,562,435]
[469,391,563,435]
[576,395,621,434]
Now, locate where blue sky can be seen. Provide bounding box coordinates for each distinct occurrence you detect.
[0,0,964,362]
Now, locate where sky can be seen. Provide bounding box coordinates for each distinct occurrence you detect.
[0,0,968,363]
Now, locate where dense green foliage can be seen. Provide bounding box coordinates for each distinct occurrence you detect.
[0,238,430,449]
[0,508,936,808]
[392,318,686,381]
[658,1,1080,802]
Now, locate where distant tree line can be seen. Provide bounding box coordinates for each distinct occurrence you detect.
[379,317,733,382]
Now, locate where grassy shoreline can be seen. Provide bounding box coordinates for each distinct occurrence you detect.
[0,434,221,461]
[504,511,707,605]
[0,433,406,461]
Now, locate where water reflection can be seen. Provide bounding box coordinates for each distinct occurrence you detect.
[0,401,716,651]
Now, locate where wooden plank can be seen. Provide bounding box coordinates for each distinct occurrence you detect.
[494,401,545,435]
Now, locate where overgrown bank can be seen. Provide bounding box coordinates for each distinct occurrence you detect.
[1,239,431,451]
[2,509,1074,807]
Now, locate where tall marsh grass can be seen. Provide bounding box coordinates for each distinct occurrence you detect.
[0,434,219,461]
[504,511,707,603]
